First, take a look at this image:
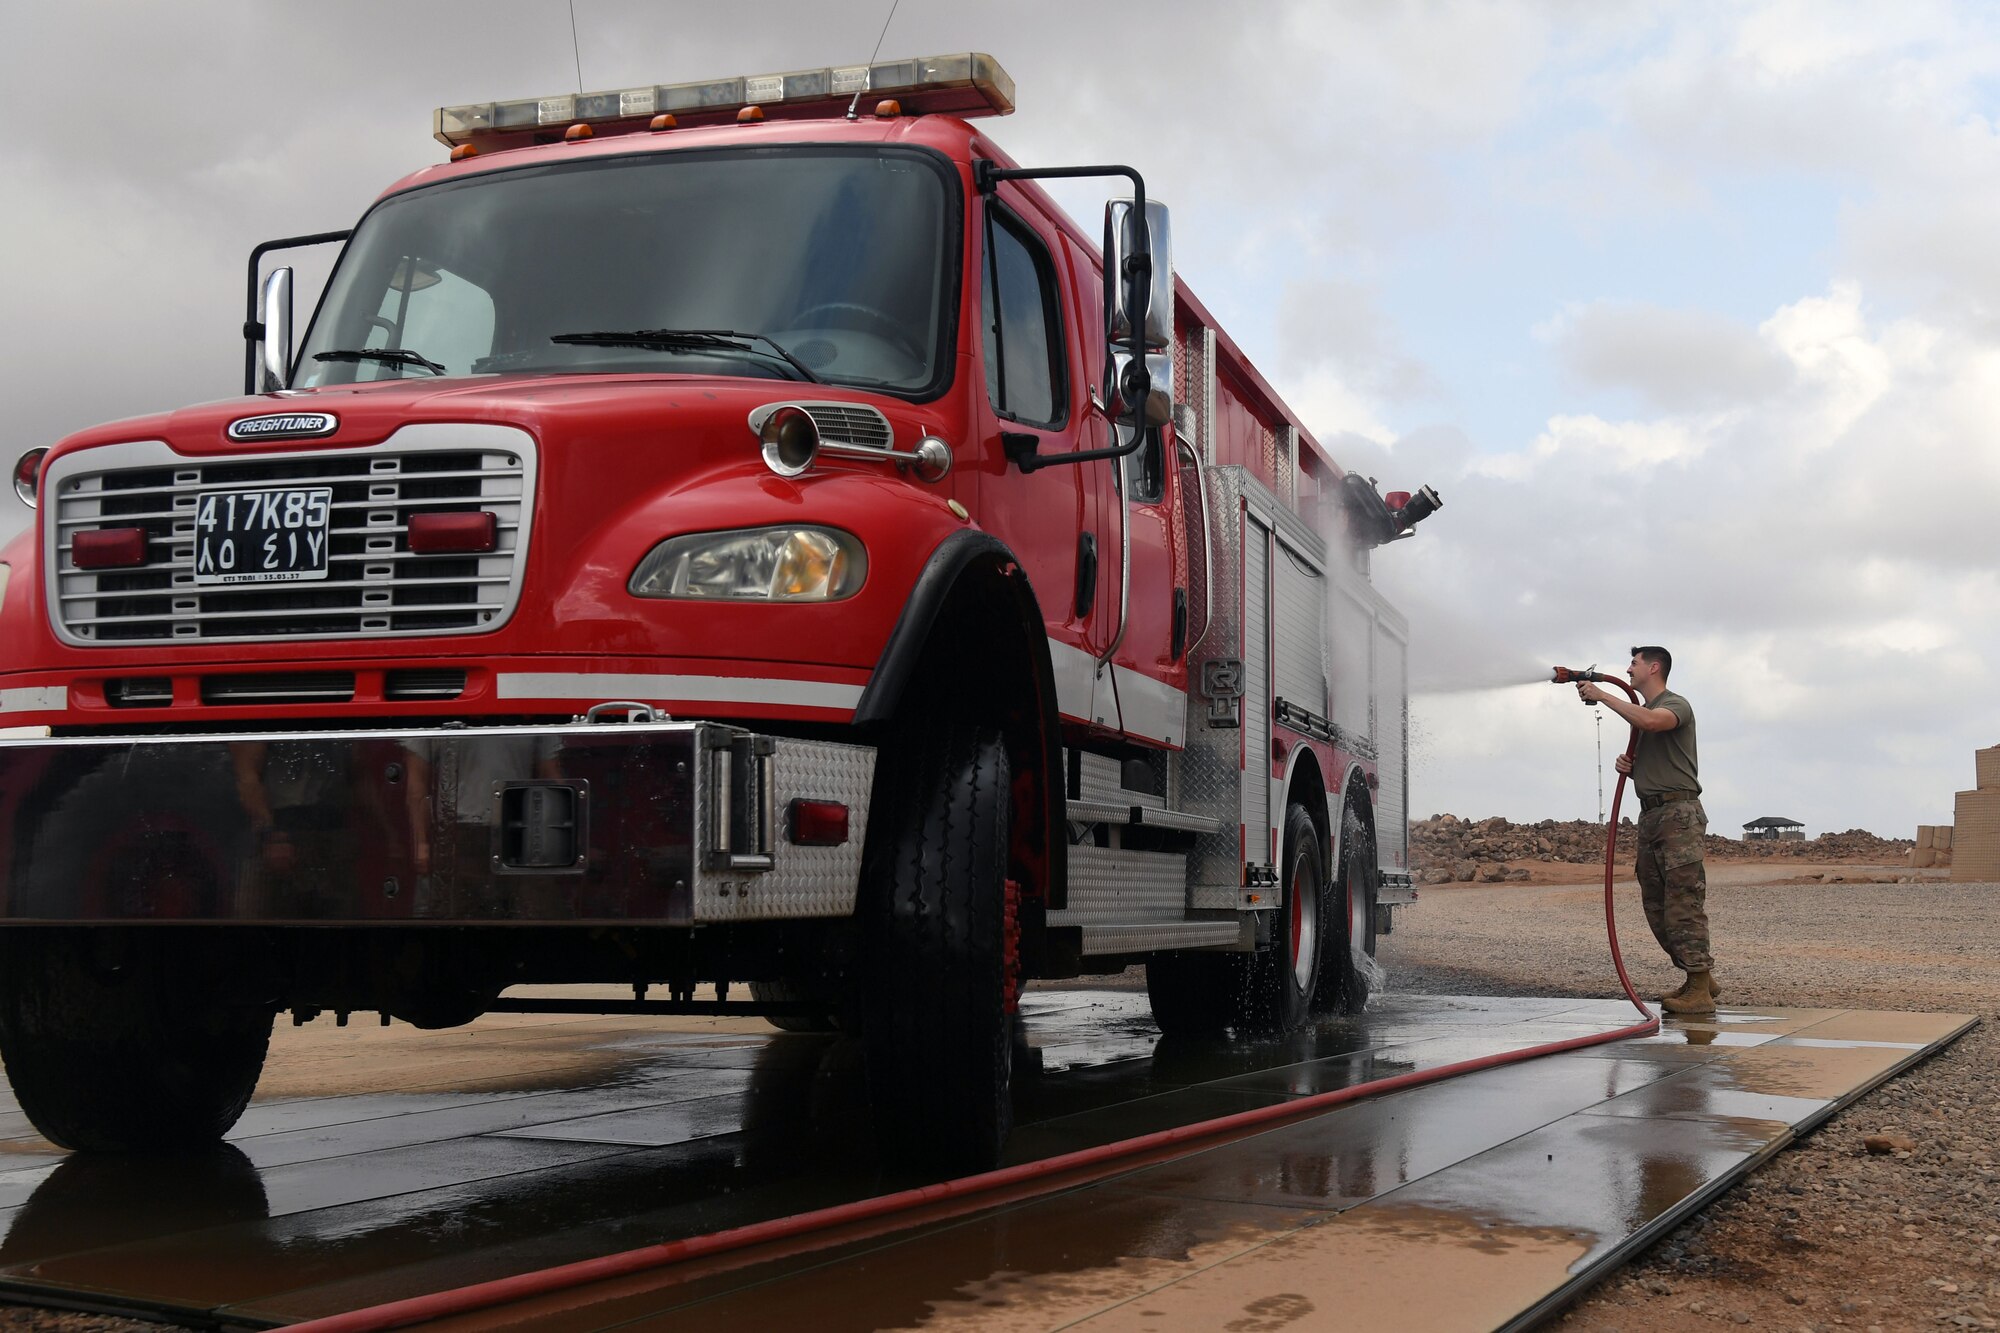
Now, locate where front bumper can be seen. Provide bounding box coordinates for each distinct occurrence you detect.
[0,720,873,925]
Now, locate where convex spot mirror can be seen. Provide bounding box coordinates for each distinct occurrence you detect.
[1108,351,1174,430]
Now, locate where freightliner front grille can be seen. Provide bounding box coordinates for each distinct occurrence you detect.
[44,426,537,646]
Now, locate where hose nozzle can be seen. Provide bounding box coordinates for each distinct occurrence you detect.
[1551,665,1604,685]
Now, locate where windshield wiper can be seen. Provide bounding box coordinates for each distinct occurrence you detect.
[549,329,819,383]
[313,347,446,376]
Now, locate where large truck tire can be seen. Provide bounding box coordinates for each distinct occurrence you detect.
[0,937,272,1153]
[858,724,1016,1171]
[1232,803,1329,1034]
[1317,802,1381,1015]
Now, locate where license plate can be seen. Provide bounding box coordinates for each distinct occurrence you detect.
[193,487,333,585]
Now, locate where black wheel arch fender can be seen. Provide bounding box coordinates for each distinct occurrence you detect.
[1333,762,1378,868]
[1281,744,1333,869]
[854,529,1066,910]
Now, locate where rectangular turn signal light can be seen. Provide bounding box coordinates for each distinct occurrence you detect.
[788,799,850,847]
[408,511,498,554]
[72,527,149,569]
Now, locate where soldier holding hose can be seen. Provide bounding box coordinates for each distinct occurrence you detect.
[1576,646,1719,1015]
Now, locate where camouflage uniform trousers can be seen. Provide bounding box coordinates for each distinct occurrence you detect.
[1634,798,1714,973]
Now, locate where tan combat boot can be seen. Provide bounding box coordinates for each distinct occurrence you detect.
[1661,970,1724,1004]
[1661,971,1718,1015]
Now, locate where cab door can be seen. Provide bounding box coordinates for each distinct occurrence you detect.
[1058,234,1188,748]
[971,190,1111,729]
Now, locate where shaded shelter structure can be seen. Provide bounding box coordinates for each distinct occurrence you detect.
[1743,816,1804,842]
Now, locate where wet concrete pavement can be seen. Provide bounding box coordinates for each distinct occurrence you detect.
[0,990,1973,1332]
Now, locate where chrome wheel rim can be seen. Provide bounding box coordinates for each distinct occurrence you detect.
[1289,848,1319,992]
[1348,845,1370,963]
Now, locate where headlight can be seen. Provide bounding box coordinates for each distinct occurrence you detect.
[13,449,46,508]
[629,527,865,602]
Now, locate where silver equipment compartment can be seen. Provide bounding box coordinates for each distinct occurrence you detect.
[1181,465,1412,901]
[0,721,872,926]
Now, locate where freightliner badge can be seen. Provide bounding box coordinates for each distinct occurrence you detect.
[225,412,339,442]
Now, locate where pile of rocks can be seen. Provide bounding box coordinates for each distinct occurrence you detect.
[1407,813,1914,884]
[1730,827,1917,861]
[1407,814,1623,884]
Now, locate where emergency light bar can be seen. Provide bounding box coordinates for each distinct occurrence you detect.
[434,52,1015,149]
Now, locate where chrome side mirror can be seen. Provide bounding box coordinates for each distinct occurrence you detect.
[258,267,294,393]
[1104,198,1173,351]
[1103,199,1173,429]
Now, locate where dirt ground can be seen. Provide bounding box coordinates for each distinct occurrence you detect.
[1381,858,1998,1333]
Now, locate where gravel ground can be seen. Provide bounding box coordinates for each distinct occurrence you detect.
[0,1314,157,1333]
[1380,869,1999,1333]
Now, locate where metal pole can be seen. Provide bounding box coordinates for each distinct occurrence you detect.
[1596,707,1605,825]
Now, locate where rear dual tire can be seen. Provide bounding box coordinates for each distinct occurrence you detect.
[1231,804,1332,1032]
[1318,803,1379,1015]
[1147,803,1329,1037]
[1146,798,1380,1036]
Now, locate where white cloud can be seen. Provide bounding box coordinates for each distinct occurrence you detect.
[1379,275,2000,832]
[1546,301,1794,411]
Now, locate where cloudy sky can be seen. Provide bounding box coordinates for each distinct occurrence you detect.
[4,1,1995,837]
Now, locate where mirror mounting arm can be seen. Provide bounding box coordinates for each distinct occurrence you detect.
[974,159,1153,471]
[242,229,353,395]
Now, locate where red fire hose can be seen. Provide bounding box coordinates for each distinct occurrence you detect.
[286,683,1659,1333]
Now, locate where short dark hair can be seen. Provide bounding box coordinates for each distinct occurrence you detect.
[1631,645,1672,680]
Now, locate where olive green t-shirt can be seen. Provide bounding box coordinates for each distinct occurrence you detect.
[1631,689,1700,797]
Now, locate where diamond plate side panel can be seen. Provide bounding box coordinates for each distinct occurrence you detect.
[1079,920,1243,954]
[1075,750,1124,805]
[1200,329,1218,465]
[1242,510,1272,863]
[1275,425,1298,507]
[1074,750,1168,810]
[1183,467,1250,909]
[1046,845,1188,926]
[692,737,874,922]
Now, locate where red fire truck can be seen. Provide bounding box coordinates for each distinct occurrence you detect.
[0,54,1439,1168]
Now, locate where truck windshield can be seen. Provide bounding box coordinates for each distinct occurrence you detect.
[294,146,955,396]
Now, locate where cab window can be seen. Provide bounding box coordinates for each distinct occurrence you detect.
[982,207,1067,428]
[352,256,495,380]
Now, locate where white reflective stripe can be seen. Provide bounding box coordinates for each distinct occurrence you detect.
[1045,636,1099,722]
[496,672,862,711]
[0,687,65,715]
[1113,665,1188,747]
